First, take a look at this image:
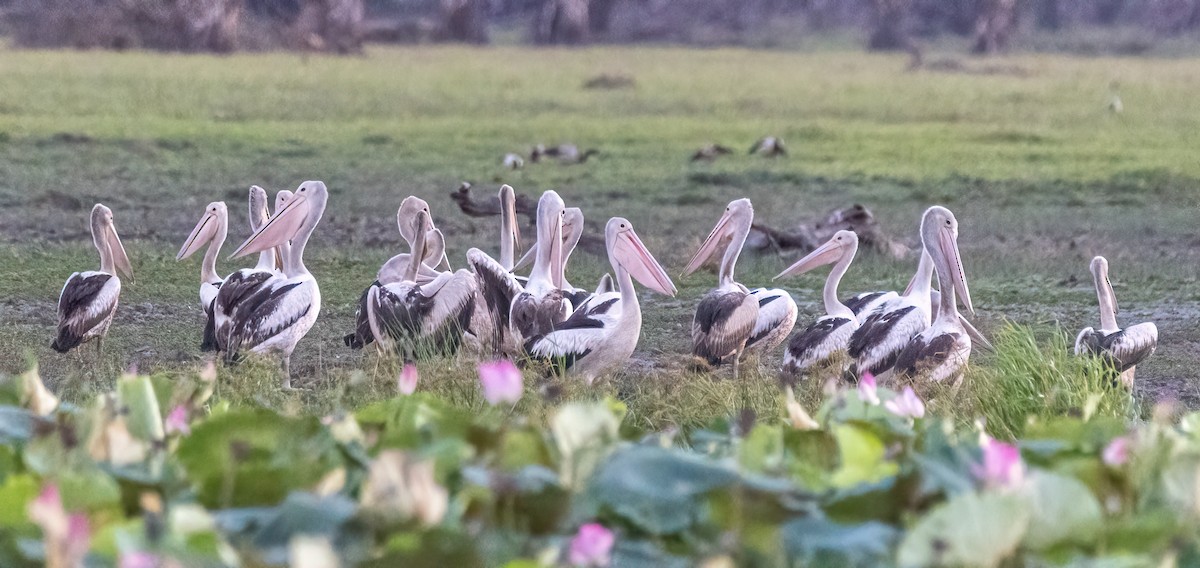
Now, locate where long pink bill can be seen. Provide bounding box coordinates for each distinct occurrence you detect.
[615,229,677,296]
[681,211,733,277]
[774,239,842,280]
[230,193,309,259]
[939,227,974,316]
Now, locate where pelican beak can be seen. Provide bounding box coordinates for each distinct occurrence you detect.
[1106,276,1119,315]
[959,315,994,351]
[512,243,536,272]
[107,223,134,281]
[230,193,309,259]
[549,214,564,288]
[177,211,218,261]
[939,226,974,316]
[615,228,677,296]
[682,209,734,277]
[774,239,842,280]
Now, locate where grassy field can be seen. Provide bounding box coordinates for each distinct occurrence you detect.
[1,46,1198,429]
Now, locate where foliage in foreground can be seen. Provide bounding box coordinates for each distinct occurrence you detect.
[0,356,1195,568]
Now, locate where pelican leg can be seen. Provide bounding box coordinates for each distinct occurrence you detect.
[732,349,742,381]
[280,354,295,391]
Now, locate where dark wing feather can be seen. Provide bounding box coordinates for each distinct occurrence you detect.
[523,297,617,373]
[692,290,756,365]
[213,270,275,350]
[224,282,308,360]
[894,332,959,380]
[564,289,593,311]
[344,282,377,350]
[200,298,219,352]
[843,291,887,316]
[1098,325,1157,371]
[51,273,113,353]
[785,317,853,367]
[848,305,916,359]
[511,289,568,338]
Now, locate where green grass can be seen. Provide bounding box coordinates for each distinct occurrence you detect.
[0,45,1197,429]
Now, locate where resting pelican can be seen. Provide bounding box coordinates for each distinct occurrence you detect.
[509,191,570,340]
[1074,256,1157,387]
[344,196,445,350]
[226,181,328,390]
[749,136,787,157]
[846,249,935,379]
[366,211,477,360]
[683,199,797,377]
[176,201,229,351]
[531,144,598,164]
[51,204,133,354]
[775,230,860,379]
[893,206,975,383]
[464,185,524,356]
[691,143,733,163]
[526,217,677,383]
[513,206,606,307]
[213,186,285,352]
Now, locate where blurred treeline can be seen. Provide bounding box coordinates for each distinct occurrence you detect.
[1,0,1197,54]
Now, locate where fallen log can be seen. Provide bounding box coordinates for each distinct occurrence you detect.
[449,182,538,224]
[746,204,910,260]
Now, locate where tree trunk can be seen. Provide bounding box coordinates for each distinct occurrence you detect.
[439,0,489,43]
[971,0,1016,54]
[587,0,618,36]
[867,0,913,51]
[534,0,589,44]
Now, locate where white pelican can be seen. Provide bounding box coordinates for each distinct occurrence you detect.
[775,230,860,379]
[513,206,607,307]
[212,186,286,352]
[682,199,797,377]
[1074,256,1157,388]
[344,196,445,350]
[846,249,935,379]
[893,206,975,384]
[51,204,133,354]
[226,181,328,390]
[525,217,677,383]
[366,210,477,360]
[176,201,229,351]
[464,185,524,356]
[509,191,570,340]
[749,136,787,157]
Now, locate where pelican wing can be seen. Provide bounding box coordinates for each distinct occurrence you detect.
[746,288,798,353]
[848,305,926,377]
[467,248,524,336]
[511,289,569,339]
[225,279,313,358]
[1100,323,1158,371]
[894,331,964,381]
[52,271,119,353]
[843,290,896,318]
[526,294,621,374]
[783,316,857,373]
[692,289,758,365]
[213,268,276,349]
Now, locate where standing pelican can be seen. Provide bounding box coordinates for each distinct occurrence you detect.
[846,249,935,379]
[52,204,133,354]
[509,191,570,340]
[176,201,229,351]
[893,206,975,383]
[682,199,797,377]
[775,230,861,379]
[526,217,677,383]
[344,196,445,350]
[213,186,286,352]
[1074,256,1157,387]
[226,181,328,390]
[366,211,477,360]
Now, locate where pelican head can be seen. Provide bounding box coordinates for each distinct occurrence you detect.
[774,229,857,280]
[920,206,973,316]
[177,201,228,261]
[682,198,753,277]
[1090,255,1118,315]
[231,181,327,258]
[607,217,677,297]
[534,190,566,287]
[397,196,434,245]
[91,203,134,280]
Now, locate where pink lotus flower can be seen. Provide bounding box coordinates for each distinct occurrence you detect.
[973,436,1025,490]
[120,551,161,568]
[28,484,91,568]
[569,523,615,567]
[857,373,880,406]
[164,405,190,436]
[884,386,925,420]
[398,364,419,395]
[478,360,523,406]
[1103,436,1131,467]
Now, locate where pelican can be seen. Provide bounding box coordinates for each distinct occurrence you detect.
[51,204,133,354]
[513,206,607,307]
[509,191,571,340]
[846,249,936,379]
[366,210,477,360]
[176,201,229,351]
[682,199,797,378]
[749,136,787,157]
[775,230,860,379]
[212,186,286,352]
[344,196,445,350]
[893,206,975,384]
[525,217,677,383]
[225,181,328,390]
[691,143,733,163]
[503,153,525,170]
[1074,256,1157,388]
[464,185,524,356]
[531,144,598,164]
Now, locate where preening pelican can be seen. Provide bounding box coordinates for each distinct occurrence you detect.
[176,201,229,351]
[509,191,570,340]
[776,230,860,379]
[213,186,286,353]
[1074,256,1157,387]
[683,199,797,377]
[344,196,445,350]
[366,211,477,360]
[465,185,524,356]
[893,206,975,383]
[525,217,677,383]
[226,181,328,390]
[52,204,133,354]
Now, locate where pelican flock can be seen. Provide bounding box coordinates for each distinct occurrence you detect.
[46,177,1161,394]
